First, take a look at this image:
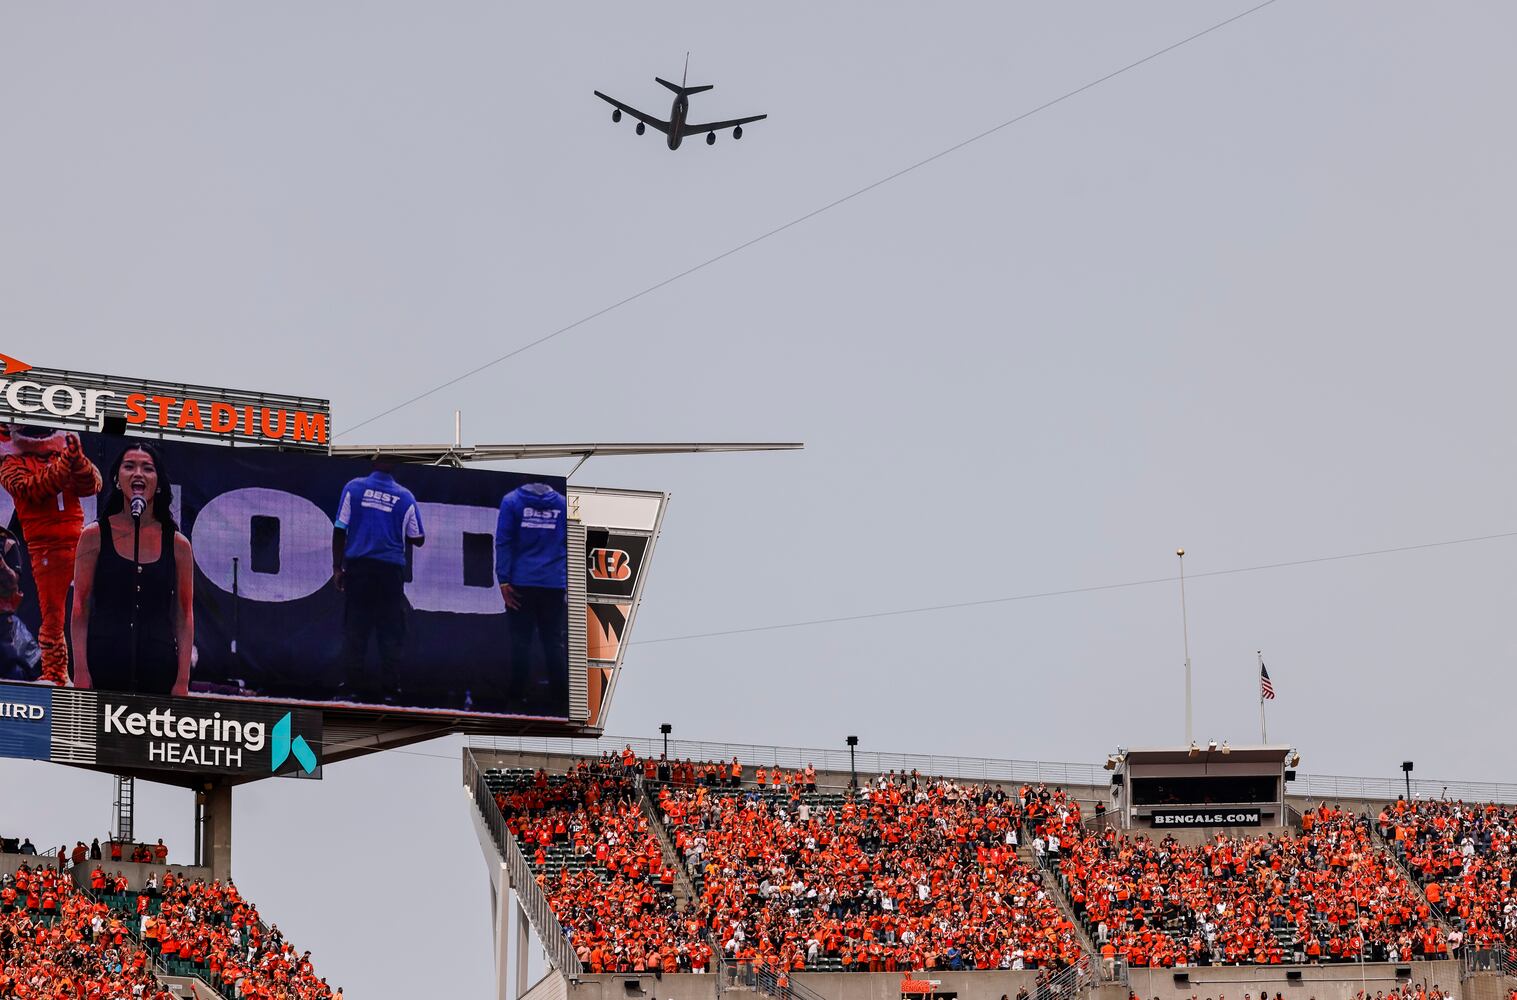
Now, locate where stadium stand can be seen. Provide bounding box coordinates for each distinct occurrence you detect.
[634,762,1083,973]
[465,744,1502,1000]
[0,855,339,999]
[486,757,714,975]
[1379,798,1517,953]
[0,861,168,999]
[1035,802,1450,967]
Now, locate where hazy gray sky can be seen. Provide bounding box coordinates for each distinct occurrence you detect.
[3,2,1515,997]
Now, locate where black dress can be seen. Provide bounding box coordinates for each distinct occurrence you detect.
[86,521,179,695]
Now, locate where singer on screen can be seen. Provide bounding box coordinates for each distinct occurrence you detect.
[70,442,195,696]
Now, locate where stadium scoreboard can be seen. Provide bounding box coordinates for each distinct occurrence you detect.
[0,356,666,783]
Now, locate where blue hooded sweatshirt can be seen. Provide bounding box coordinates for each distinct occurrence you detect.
[495,483,567,589]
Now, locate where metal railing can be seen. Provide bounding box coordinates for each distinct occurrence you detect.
[463,750,585,977]
[1463,944,1517,980]
[1367,816,1459,934]
[716,956,828,1000]
[470,735,1517,806]
[1044,951,1122,998]
[471,735,1107,788]
[633,779,699,904]
[1292,774,1517,805]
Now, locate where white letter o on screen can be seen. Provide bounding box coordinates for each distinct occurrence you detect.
[192,487,333,602]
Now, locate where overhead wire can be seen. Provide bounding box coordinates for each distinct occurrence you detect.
[628,528,1517,647]
[381,528,1517,760]
[338,0,1284,438]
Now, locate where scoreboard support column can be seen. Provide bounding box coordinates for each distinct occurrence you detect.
[201,781,234,881]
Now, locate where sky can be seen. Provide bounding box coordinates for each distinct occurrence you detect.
[2,1,1516,996]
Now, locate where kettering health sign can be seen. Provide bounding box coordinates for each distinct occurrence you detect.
[0,681,322,779]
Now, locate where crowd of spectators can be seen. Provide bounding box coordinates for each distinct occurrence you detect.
[1043,804,1448,967]
[492,756,711,975]
[0,850,340,999]
[4,835,170,870]
[1378,797,1517,952]
[125,875,340,1000]
[0,861,168,999]
[655,769,1086,974]
[486,751,1517,982]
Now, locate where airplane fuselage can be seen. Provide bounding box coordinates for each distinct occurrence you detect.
[668,95,688,149]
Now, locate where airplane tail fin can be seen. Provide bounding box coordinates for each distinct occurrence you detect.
[656,77,714,96]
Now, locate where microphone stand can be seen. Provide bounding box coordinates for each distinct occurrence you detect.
[129,498,143,692]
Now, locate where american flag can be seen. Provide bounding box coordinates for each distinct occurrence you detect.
[1260,662,1276,700]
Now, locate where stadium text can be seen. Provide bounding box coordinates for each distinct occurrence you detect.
[0,377,327,444]
[0,702,45,720]
[1151,809,1263,828]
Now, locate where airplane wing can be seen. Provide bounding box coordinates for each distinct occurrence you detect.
[681,113,768,136]
[594,92,670,134]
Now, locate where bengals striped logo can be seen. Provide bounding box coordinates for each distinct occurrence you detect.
[588,548,632,582]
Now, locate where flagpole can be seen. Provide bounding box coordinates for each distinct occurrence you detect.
[1178,548,1191,746]
[1258,649,1268,743]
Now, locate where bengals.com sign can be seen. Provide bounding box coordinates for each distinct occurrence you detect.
[1151,809,1263,828]
[0,354,330,448]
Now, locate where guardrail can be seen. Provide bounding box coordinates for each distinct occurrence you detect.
[470,735,1107,789]
[463,750,585,978]
[1291,774,1517,805]
[470,736,1517,806]
[633,779,699,903]
[1463,944,1517,980]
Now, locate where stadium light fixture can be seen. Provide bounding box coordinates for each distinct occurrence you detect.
[1207,740,1218,752]
[1188,741,1200,757]
[1401,760,1414,801]
[660,723,672,758]
[1220,741,1231,755]
[846,735,859,789]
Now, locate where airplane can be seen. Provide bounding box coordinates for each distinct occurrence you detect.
[594,57,766,151]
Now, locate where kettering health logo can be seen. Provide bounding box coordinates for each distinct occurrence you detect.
[271,713,318,775]
[97,700,321,775]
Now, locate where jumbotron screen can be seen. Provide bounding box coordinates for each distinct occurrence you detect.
[0,426,569,720]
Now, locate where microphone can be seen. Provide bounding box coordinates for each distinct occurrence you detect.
[129,496,146,520]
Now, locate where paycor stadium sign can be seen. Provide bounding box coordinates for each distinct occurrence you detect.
[0,681,322,779]
[0,354,330,449]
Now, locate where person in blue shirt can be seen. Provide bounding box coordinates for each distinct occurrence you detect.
[332,459,425,704]
[493,482,566,711]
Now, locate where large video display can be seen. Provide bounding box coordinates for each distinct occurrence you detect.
[0,427,568,719]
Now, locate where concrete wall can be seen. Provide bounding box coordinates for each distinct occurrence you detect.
[1105,826,1294,848]
[1125,961,1463,1000]
[554,964,1466,1000]
[70,860,212,892]
[522,971,568,1000]
[0,851,55,878]
[0,853,208,890]
[1460,973,1517,1000]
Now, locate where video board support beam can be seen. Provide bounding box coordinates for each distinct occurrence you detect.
[203,781,233,882]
